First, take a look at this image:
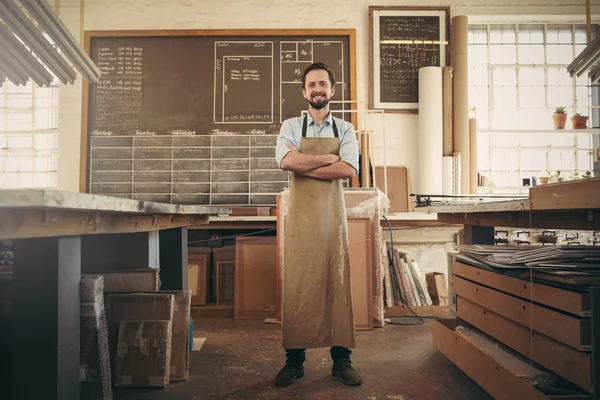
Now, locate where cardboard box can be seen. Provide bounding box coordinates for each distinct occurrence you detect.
[160,290,191,382]
[114,320,172,388]
[105,293,174,379]
[95,269,159,293]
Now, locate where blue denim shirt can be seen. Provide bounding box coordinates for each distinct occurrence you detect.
[275,111,360,174]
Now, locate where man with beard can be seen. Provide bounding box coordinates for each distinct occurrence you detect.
[274,62,361,387]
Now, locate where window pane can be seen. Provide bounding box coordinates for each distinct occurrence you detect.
[518,25,544,44]
[493,68,517,85]
[547,25,573,44]
[477,133,490,171]
[33,173,50,187]
[519,67,545,86]
[547,45,574,64]
[469,25,488,44]
[490,25,516,44]
[549,134,575,147]
[547,86,572,109]
[574,26,588,44]
[469,66,488,87]
[548,151,576,171]
[493,86,517,109]
[7,136,32,148]
[547,68,572,87]
[490,45,516,64]
[518,86,545,107]
[469,45,488,65]
[577,150,593,170]
[576,86,590,111]
[518,45,544,64]
[520,151,546,171]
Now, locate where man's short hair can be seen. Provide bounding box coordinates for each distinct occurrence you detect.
[301,62,336,89]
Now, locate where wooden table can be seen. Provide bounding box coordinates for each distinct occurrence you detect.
[425,178,600,399]
[0,189,228,400]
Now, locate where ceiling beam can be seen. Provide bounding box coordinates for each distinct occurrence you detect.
[0,22,53,87]
[19,0,100,83]
[0,0,76,84]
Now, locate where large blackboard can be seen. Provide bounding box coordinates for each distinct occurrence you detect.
[369,8,448,111]
[82,30,355,205]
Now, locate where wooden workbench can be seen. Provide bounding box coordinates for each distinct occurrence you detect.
[0,189,228,400]
[426,178,600,399]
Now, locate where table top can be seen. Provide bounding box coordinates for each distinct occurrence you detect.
[0,189,230,215]
[423,199,531,214]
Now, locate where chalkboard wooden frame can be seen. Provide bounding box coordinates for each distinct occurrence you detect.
[368,6,450,113]
[78,29,357,198]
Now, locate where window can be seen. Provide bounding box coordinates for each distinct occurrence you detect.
[0,79,59,188]
[468,23,596,193]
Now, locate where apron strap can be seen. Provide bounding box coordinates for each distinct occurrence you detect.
[302,113,339,138]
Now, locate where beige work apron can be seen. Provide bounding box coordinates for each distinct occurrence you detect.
[282,115,356,349]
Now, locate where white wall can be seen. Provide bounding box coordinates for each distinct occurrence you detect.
[56,0,600,192]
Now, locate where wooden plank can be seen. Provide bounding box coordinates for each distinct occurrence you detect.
[453,276,591,350]
[385,305,449,318]
[0,209,208,240]
[457,297,592,392]
[437,209,600,231]
[432,319,591,400]
[530,178,600,210]
[454,261,590,316]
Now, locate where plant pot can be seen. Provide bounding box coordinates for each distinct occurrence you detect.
[538,176,549,184]
[552,113,567,129]
[571,115,589,129]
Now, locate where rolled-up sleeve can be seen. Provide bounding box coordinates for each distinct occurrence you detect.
[339,121,359,175]
[275,119,296,169]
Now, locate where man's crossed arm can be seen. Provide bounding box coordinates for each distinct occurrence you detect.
[280,144,356,181]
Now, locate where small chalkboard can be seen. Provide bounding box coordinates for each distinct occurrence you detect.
[369,7,449,112]
[81,30,356,205]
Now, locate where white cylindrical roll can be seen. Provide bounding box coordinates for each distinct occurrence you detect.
[418,66,443,195]
[442,156,454,195]
[469,118,478,194]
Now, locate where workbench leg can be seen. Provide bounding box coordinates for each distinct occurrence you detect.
[159,227,188,290]
[12,236,81,400]
[592,287,600,400]
[463,225,495,245]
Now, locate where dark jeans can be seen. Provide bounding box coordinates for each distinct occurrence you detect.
[285,346,351,366]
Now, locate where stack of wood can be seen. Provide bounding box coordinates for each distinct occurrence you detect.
[81,269,191,393]
[385,247,433,307]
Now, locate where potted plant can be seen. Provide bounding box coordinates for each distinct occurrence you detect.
[571,113,589,129]
[553,106,567,129]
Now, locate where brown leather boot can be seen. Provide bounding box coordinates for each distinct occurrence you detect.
[332,358,361,386]
[274,362,304,387]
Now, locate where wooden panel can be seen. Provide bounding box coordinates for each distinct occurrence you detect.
[348,218,374,330]
[373,166,410,213]
[385,305,449,318]
[432,319,591,400]
[454,261,590,316]
[457,297,592,392]
[529,178,600,210]
[437,210,600,231]
[0,208,209,240]
[188,254,209,305]
[234,236,277,319]
[453,276,591,350]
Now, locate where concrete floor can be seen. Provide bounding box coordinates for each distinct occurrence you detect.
[114,319,492,400]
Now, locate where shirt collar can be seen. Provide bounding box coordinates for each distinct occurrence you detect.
[306,110,333,126]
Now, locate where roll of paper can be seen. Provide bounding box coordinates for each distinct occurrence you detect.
[469,118,478,194]
[442,66,454,157]
[418,66,443,195]
[442,156,454,195]
[452,15,470,194]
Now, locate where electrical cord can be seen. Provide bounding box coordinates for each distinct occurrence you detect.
[382,215,437,326]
